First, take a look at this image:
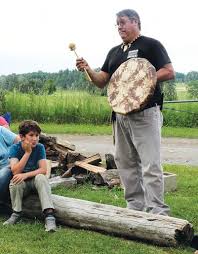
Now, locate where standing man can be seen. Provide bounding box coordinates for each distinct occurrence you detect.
[76,9,175,215]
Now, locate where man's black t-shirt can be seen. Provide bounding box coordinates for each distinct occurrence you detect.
[101,35,171,109]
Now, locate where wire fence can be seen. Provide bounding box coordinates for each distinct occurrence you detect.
[163,100,198,115]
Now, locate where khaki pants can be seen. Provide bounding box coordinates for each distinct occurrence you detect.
[114,106,170,215]
[9,174,54,213]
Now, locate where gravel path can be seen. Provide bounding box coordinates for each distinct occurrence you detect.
[52,134,198,166]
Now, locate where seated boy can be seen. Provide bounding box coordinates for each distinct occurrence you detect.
[3,120,56,232]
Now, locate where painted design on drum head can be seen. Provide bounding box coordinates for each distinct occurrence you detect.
[107,58,157,114]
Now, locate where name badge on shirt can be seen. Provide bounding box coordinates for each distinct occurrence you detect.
[127,49,138,59]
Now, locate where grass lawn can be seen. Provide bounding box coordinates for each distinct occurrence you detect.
[10,123,198,138]
[0,164,197,254]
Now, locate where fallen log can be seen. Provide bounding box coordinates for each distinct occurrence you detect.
[22,194,193,247]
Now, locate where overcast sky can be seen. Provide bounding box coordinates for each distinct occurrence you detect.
[0,0,197,75]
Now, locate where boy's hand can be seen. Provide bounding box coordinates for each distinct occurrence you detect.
[12,173,28,184]
[22,141,32,154]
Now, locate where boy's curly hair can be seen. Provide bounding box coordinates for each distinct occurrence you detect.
[19,120,41,136]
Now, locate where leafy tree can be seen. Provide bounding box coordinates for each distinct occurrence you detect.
[185,71,198,82]
[43,80,56,94]
[175,72,185,82]
[187,80,198,99]
[17,78,43,94]
[162,80,177,101]
[4,73,19,91]
[0,76,7,89]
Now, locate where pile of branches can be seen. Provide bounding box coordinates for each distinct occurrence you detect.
[39,134,120,188]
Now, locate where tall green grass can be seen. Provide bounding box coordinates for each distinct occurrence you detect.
[4,90,198,127]
[5,90,111,124]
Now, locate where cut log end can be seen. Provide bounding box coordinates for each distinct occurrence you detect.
[175,223,194,245]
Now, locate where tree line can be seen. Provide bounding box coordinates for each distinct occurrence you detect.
[0,69,105,96]
[0,69,198,99]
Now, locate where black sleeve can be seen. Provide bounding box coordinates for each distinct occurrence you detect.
[151,40,171,71]
[101,51,111,73]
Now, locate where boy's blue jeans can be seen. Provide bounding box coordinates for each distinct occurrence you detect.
[0,165,12,202]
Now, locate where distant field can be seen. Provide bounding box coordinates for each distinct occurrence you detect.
[175,83,189,100]
[176,83,187,91]
[4,89,198,127]
[177,91,188,100]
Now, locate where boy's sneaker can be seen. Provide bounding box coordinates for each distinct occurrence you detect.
[3,212,21,225]
[45,215,57,232]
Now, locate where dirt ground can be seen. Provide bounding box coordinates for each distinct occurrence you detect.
[52,134,198,166]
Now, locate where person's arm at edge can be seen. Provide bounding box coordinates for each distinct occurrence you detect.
[14,135,21,144]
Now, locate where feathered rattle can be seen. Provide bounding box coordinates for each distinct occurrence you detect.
[68,43,92,82]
